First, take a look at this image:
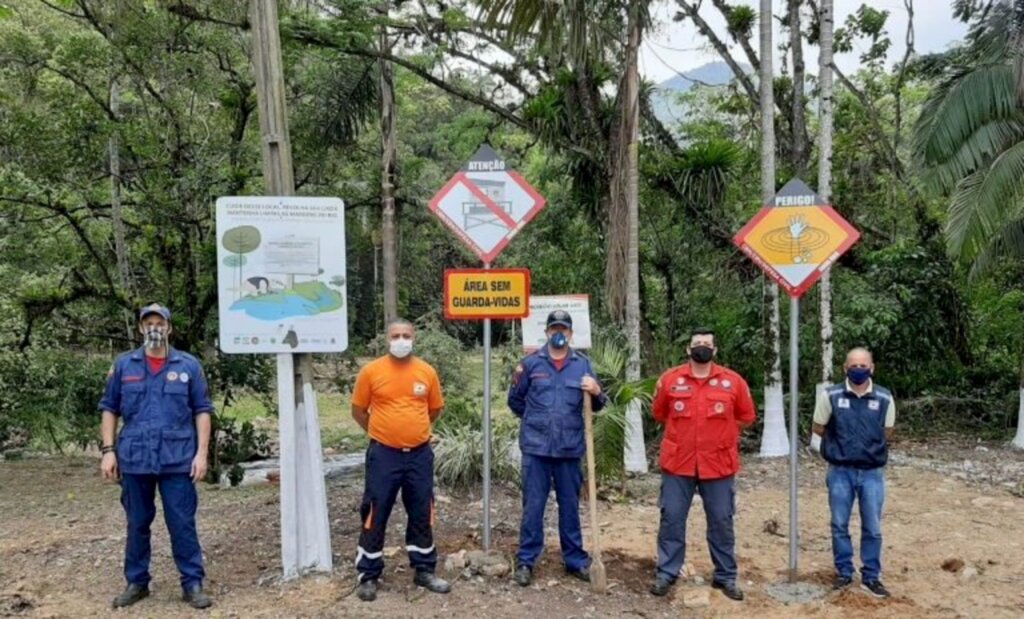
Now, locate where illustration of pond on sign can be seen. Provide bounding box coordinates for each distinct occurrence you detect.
[221,226,345,321]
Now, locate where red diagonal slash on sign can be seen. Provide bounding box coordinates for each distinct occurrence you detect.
[456,171,519,229]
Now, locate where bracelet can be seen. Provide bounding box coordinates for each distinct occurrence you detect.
[101,445,115,455]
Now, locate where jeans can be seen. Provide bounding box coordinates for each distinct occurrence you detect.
[827,465,885,581]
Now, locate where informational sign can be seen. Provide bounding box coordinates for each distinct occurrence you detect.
[521,295,592,351]
[444,269,530,320]
[429,145,547,263]
[733,178,860,298]
[216,196,348,354]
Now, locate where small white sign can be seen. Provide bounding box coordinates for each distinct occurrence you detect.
[216,196,348,354]
[521,295,592,351]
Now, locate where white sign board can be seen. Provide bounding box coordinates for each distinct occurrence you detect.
[216,196,348,354]
[522,295,592,351]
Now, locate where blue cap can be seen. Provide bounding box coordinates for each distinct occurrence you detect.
[546,310,572,329]
[138,303,171,322]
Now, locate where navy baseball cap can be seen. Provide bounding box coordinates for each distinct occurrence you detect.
[138,303,171,322]
[546,310,572,329]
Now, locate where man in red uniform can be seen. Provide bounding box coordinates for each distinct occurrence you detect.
[649,328,755,601]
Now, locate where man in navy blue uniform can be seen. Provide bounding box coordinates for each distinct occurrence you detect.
[508,310,606,586]
[811,347,896,599]
[98,303,214,609]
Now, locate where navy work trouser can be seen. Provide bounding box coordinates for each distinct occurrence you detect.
[655,473,737,585]
[516,453,590,571]
[355,440,436,581]
[121,473,205,590]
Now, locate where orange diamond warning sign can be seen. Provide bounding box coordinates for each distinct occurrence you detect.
[733,178,860,298]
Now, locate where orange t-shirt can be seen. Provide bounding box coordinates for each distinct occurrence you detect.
[351,356,444,449]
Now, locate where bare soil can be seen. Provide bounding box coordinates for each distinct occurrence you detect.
[1,438,1022,618]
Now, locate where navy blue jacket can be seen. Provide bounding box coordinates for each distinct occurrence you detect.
[98,347,214,475]
[508,347,607,459]
[821,382,892,469]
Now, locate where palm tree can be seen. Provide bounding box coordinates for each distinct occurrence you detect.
[913,0,1024,447]
[817,0,836,399]
[759,0,788,458]
[478,0,650,471]
[378,0,399,322]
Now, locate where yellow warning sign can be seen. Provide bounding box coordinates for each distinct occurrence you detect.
[444,269,530,319]
[733,179,860,298]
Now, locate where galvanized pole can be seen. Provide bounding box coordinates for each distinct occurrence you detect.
[789,296,800,582]
[482,262,492,550]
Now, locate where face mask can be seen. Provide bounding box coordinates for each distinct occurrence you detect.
[846,367,872,385]
[549,331,568,349]
[689,345,714,364]
[389,339,413,359]
[143,326,167,349]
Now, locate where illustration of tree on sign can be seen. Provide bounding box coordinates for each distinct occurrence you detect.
[222,226,261,300]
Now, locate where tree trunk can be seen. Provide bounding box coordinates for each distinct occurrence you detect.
[817,0,835,397]
[612,0,648,473]
[1014,344,1024,449]
[788,0,808,175]
[760,0,788,458]
[109,78,134,338]
[379,1,399,323]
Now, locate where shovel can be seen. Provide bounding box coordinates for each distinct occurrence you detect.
[583,391,608,593]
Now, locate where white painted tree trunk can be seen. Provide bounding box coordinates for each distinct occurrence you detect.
[623,1,648,473]
[1014,386,1024,449]
[759,0,788,458]
[816,0,836,411]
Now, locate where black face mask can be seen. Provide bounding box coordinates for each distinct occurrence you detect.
[689,345,714,364]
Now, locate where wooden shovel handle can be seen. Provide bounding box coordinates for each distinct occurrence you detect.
[583,392,602,556]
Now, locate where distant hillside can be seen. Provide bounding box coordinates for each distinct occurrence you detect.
[650,61,752,128]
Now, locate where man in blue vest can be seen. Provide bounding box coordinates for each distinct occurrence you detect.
[508,310,606,587]
[98,303,214,609]
[811,347,896,599]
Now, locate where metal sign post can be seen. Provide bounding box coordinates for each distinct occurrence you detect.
[789,296,799,581]
[482,262,492,550]
[733,178,860,583]
[430,146,544,551]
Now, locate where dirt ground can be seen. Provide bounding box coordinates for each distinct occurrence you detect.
[1,438,1023,618]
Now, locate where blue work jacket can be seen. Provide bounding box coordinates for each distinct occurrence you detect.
[98,347,214,475]
[508,347,607,459]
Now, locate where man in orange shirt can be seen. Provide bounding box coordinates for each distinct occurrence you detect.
[350,319,450,601]
[649,328,756,601]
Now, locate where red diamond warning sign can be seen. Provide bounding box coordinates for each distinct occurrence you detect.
[734,178,860,298]
[429,145,547,264]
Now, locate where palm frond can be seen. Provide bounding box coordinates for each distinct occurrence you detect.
[946,140,1024,259]
[919,116,1024,193]
[969,213,1024,279]
[912,63,1018,184]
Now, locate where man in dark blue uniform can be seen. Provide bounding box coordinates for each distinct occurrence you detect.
[98,303,214,609]
[508,310,606,586]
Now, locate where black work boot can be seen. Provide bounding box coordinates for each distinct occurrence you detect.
[514,564,533,587]
[413,571,451,593]
[649,576,673,596]
[712,580,745,601]
[566,566,590,583]
[357,579,378,602]
[112,583,149,608]
[182,584,212,609]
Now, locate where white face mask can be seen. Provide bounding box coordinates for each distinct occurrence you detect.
[143,326,168,349]
[389,338,413,359]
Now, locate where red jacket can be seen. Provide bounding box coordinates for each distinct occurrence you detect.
[652,363,756,479]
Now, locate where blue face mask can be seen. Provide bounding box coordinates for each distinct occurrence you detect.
[846,367,872,385]
[549,331,568,349]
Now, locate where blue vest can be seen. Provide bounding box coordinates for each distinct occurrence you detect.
[821,382,892,469]
[507,348,607,458]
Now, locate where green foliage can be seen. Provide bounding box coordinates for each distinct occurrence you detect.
[207,415,271,487]
[432,395,519,489]
[0,350,108,452]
